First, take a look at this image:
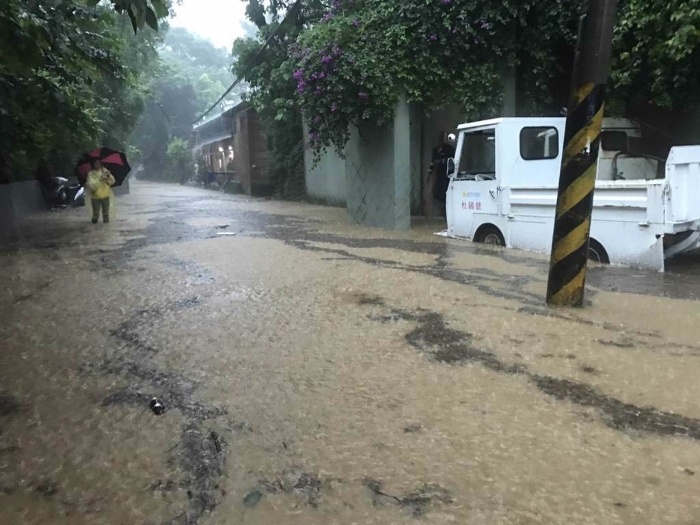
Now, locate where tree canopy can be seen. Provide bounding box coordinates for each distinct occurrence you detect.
[0,0,168,182]
[293,0,700,154]
[130,27,241,181]
[232,0,328,198]
[233,0,700,158]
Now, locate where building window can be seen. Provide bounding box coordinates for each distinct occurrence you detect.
[520,127,559,160]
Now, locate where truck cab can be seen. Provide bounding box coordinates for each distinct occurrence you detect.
[445,117,700,271]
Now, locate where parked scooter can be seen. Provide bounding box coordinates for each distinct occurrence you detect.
[40,176,83,208]
[72,186,85,207]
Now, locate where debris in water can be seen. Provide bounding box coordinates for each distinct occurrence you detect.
[150,479,177,493]
[400,484,454,516]
[215,225,230,229]
[150,397,165,415]
[36,480,58,497]
[363,478,452,515]
[357,294,385,306]
[210,431,222,453]
[243,489,263,508]
[261,469,322,507]
[281,469,302,492]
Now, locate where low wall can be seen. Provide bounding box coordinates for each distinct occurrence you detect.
[303,125,347,207]
[0,181,45,233]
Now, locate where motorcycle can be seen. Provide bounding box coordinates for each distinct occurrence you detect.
[41,176,83,208]
[72,186,85,207]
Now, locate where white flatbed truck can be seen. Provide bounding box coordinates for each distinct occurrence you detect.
[444,117,700,271]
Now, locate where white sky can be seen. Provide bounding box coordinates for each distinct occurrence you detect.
[170,0,251,51]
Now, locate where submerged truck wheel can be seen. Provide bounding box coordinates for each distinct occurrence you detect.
[476,226,505,247]
[587,239,610,264]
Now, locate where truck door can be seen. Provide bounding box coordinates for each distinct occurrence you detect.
[448,129,499,238]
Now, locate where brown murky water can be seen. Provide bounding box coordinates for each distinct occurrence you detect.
[1,181,700,524]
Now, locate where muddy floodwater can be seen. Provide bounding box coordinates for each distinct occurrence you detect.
[2,181,700,524]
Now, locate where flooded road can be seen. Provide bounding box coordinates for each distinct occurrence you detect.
[1,181,700,524]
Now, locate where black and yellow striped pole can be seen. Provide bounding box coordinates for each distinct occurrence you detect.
[546,0,618,307]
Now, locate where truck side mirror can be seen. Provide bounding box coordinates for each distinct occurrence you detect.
[447,158,456,178]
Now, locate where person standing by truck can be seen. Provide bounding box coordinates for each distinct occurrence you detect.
[428,131,456,220]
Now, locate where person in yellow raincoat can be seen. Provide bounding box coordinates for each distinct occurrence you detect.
[85,160,116,223]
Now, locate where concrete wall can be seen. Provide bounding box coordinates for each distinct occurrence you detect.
[303,128,346,206]
[345,123,398,227]
[304,95,418,229]
[0,181,45,233]
[344,95,414,230]
[302,73,517,227]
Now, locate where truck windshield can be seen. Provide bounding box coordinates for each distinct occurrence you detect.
[459,130,496,176]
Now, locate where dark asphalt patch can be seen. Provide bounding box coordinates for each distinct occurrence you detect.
[357,295,385,306]
[13,293,33,303]
[597,338,636,349]
[532,375,700,439]
[260,468,323,507]
[367,310,415,323]
[98,359,226,422]
[151,479,178,493]
[365,301,700,442]
[294,241,545,307]
[110,313,160,354]
[101,390,151,407]
[0,394,20,416]
[171,423,227,521]
[97,371,228,524]
[110,297,201,355]
[35,480,58,497]
[405,312,526,373]
[161,258,216,286]
[364,478,453,516]
[87,295,239,524]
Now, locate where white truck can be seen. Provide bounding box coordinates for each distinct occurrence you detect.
[444,117,700,271]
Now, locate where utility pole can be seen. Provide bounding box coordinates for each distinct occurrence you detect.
[546,0,618,307]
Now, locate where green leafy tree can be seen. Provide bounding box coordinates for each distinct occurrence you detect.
[295,0,700,155]
[294,0,583,154]
[93,0,169,33]
[166,136,192,182]
[233,0,325,198]
[131,27,240,180]
[0,0,166,182]
[612,0,700,113]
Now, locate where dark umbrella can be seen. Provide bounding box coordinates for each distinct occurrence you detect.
[76,148,131,187]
